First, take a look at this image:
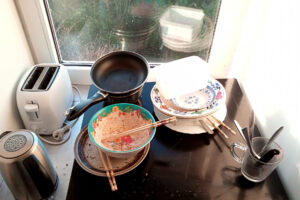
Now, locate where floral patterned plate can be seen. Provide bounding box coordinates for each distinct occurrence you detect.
[169,85,216,111]
[151,78,226,118]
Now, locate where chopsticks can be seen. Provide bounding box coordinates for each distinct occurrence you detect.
[210,115,236,135]
[199,119,214,134]
[102,116,177,141]
[206,117,229,139]
[97,150,118,191]
[200,115,237,139]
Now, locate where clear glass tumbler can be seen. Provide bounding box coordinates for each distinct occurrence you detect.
[230,137,283,182]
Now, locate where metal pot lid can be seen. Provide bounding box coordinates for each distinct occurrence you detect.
[0,130,34,159]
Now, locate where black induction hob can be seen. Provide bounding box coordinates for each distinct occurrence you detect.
[66,80,288,200]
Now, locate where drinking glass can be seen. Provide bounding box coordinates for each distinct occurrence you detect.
[230,137,283,182]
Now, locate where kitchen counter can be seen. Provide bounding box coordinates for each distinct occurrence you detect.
[0,80,287,200]
[0,85,90,200]
[43,85,89,200]
[44,117,84,200]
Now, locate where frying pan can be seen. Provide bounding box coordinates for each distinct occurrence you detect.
[66,51,149,121]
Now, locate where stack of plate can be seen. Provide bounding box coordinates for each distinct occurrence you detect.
[150,78,227,134]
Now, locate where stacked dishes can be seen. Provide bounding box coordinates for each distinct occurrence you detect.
[74,126,150,177]
[151,78,227,134]
[74,103,156,179]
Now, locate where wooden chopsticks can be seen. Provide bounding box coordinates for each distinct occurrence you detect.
[199,119,214,134]
[97,150,118,191]
[102,116,176,141]
[96,117,177,191]
[210,115,236,135]
[200,115,237,139]
[206,117,229,139]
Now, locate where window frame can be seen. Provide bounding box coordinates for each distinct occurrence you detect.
[16,0,58,64]
[16,0,252,84]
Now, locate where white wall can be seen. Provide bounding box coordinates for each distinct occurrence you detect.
[0,0,34,132]
[0,1,33,198]
[229,0,300,199]
[209,0,252,78]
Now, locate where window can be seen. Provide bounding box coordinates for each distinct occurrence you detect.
[45,0,222,64]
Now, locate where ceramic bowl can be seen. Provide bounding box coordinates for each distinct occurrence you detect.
[151,78,226,119]
[88,103,156,158]
[169,85,216,111]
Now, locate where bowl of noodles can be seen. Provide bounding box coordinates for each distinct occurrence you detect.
[88,103,156,158]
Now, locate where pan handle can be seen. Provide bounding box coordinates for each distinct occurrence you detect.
[65,92,108,121]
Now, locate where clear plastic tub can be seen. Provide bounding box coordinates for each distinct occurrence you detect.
[159,6,205,42]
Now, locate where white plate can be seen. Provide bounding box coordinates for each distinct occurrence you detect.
[151,78,226,119]
[154,103,227,134]
[169,85,216,111]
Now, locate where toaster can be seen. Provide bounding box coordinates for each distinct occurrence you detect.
[16,64,73,135]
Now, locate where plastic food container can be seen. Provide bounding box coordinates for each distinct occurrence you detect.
[159,6,205,42]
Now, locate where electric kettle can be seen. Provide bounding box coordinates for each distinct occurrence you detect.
[0,130,58,200]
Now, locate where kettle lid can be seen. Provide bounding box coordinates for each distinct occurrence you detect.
[0,130,34,159]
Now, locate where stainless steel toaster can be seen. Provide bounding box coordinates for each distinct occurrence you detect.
[0,130,58,200]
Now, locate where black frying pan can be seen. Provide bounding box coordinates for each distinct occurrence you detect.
[66,51,149,121]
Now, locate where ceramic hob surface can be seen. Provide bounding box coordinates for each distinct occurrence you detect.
[66,80,287,200]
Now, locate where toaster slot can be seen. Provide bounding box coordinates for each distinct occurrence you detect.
[38,67,59,90]
[22,67,44,90]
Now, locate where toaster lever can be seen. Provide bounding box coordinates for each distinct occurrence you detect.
[24,104,39,112]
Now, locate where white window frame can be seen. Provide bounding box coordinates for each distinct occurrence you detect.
[16,0,252,85]
[16,0,58,64]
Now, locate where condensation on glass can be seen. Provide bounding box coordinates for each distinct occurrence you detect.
[46,0,222,63]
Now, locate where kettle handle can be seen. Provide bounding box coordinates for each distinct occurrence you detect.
[0,131,11,139]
